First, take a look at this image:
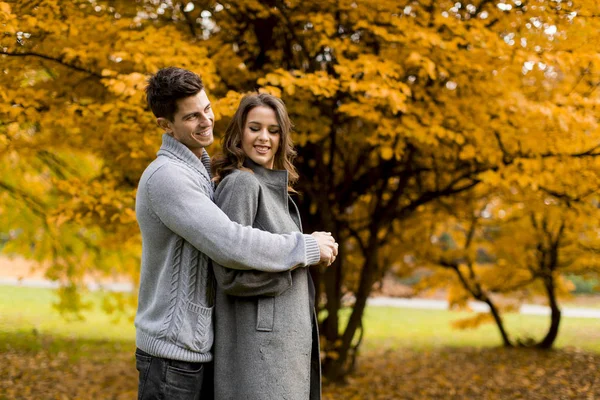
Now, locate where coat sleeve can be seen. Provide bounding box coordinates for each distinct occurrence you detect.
[212,171,293,297]
[145,164,321,272]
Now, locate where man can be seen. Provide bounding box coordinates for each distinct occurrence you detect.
[134,67,337,400]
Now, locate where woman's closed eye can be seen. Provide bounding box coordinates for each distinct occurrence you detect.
[249,126,280,134]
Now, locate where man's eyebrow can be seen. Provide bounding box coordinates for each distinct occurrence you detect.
[181,112,198,119]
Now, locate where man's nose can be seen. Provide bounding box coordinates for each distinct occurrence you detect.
[199,112,211,124]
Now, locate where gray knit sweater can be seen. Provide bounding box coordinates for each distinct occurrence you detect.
[134,134,320,362]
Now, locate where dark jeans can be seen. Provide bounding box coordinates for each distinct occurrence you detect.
[135,348,213,400]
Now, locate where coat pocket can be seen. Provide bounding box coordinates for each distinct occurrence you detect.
[175,301,214,353]
[256,297,275,332]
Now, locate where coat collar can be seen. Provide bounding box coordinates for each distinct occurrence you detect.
[243,158,302,231]
[243,158,288,189]
[157,134,212,184]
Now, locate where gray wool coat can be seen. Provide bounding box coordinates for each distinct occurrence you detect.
[212,159,321,400]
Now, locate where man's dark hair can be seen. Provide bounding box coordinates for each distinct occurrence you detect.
[145,67,204,121]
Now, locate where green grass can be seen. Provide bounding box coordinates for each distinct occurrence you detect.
[1,285,599,356]
[354,306,600,352]
[0,285,135,356]
[562,298,600,309]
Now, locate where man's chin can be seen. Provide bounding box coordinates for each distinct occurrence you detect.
[198,136,214,147]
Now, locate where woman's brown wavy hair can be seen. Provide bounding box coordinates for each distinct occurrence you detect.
[211,93,299,192]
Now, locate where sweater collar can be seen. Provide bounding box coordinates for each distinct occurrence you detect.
[243,158,288,188]
[157,134,212,182]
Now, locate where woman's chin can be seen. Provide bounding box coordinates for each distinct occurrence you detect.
[248,154,273,169]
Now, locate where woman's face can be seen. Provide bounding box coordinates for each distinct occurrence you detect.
[241,106,281,169]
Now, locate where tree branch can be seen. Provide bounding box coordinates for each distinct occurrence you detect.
[179,3,198,39]
[0,50,102,78]
[0,181,47,217]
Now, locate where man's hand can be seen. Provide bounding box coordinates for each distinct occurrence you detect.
[311,231,339,266]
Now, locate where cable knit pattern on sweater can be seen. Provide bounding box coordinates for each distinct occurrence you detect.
[157,237,182,340]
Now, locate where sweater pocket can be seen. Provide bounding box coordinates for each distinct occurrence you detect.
[256,297,275,332]
[175,301,214,353]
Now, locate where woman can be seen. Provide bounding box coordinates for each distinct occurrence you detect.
[211,93,322,400]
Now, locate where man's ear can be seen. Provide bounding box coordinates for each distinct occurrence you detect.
[157,117,172,133]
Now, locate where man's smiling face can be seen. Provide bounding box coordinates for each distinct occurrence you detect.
[160,90,214,157]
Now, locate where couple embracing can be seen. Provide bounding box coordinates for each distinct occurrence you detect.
[134,67,338,400]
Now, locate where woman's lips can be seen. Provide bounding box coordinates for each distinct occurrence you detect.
[254,145,270,154]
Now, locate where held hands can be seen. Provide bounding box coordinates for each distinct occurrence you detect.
[311,231,339,267]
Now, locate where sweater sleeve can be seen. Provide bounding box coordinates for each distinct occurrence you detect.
[212,171,293,297]
[146,163,321,272]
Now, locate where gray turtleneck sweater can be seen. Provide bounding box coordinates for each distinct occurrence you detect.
[134,134,320,362]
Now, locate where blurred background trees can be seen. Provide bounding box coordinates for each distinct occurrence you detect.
[1,0,599,381]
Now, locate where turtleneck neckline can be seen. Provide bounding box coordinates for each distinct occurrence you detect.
[159,133,212,184]
[243,157,289,188]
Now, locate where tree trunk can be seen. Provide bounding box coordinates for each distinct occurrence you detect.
[451,265,513,347]
[321,244,342,341]
[537,275,562,349]
[483,297,513,347]
[322,239,379,381]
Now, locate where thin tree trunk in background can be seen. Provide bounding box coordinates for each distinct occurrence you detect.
[483,297,513,347]
[537,276,562,349]
[322,236,379,381]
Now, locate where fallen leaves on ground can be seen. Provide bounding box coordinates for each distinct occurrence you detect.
[324,346,600,400]
[0,338,136,400]
[1,339,599,399]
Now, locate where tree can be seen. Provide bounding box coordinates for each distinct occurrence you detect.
[403,183,600,349]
